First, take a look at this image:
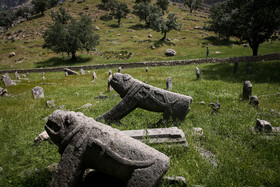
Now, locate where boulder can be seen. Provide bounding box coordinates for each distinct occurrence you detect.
[165,49,176,56]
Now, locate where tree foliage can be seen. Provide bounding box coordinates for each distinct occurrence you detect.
[43,8,99,60]
[0,11,15,31]
[135,0,151,4]
[183,0,203,13]
[207,0,280,56]
[114,2,130,25]
[156,0,169,15]
[151,13,181,40]
[16,7,30,19]
[133,3,162,26]
[31,0,59,15]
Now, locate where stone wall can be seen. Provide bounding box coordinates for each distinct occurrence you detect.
[0,53,279,74]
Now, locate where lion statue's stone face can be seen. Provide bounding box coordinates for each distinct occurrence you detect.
[110,73,134,97]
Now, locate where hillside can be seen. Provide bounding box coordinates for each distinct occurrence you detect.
[0,0,279,70]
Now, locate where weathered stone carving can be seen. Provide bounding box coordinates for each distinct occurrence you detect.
[32,86,44,99]
[1,73,16,87]
[97,73,192,123]
[243,81,252,100]
[45,110,169,187]
[166,77,172,90]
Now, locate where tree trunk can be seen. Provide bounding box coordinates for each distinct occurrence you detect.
[252,45,259,56]
[71,51,77,60]
[161,32,167,41]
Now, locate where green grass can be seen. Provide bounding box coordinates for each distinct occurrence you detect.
[0,0,279,70]
[0,60,279,186]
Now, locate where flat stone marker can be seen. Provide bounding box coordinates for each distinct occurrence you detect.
[45,110,169,187]
[122,127,187,146]
[162,176,186,186]
[31,86,44,99]
[166,77,172,90]
[1,73,16,87]
[243,81,252,100]
[63,68,78,75]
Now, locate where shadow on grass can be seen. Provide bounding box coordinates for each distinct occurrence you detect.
[108,24,120,28]
[153,40,176,48]
[128,24,147,30]
[204,36,242,46]
[202,60,280,83]
[28,14,44,21]
[36,56,92,68]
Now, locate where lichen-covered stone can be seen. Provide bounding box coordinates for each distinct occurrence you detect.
[31,86,44,99]
[97,73,192,123]
[45,110,169,187]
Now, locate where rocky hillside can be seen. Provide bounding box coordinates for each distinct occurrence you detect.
[0,0,28,11]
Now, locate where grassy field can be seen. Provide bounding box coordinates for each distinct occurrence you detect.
[0,60,279,186]
[0,0,279,70]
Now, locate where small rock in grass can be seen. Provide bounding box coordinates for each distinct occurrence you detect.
[31,86,44,99]
[250,95,259,107]
[79,103,92,109]
[34,131,49,143]
[46,99,56,108]
[192,127,203,136]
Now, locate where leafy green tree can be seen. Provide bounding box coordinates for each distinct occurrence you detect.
[0,11,15,31]
[51,7,73,25]
[31,0,49,15]
[114,2,130,26]
[207,0,280,56]
[106,0,119,16]
[133,3,161,26]
[183,0,203,13]
[16,7,30,19]
[49,0,59,8]
[43,10,99,60]
[151,13,181,40]
[135,0,151,4]
[156,0,169,15]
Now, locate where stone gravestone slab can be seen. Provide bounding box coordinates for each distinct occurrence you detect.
[14,71,20,80]
[97,73,192,123]
[45,110,169,187]
[108,75,113,92]
[1,73,16,86]
[250,95,259,107]
[108,69,112,76]
[250,119,280,135]
[92,71,97,80]
[31,86,44,99]
[166,77,172,90]
[243,81,252,100]
[118,67,122,73]
[0,87,8,96]
[146,67,148,72]
[80,68,85,75]
[63,68,78,75]
[122,127,187,146]
[195,67,200,79]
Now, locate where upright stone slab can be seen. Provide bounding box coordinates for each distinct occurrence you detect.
[45,110,169,187]
[0,87,8,96]
[118,67,122,73]
[195,67,200,79]
[97,73,192,123]
[108,69,112,76]
[122,127,187,146]
[92,71,97,80]
[108,75,113,92]
[80,68,85,75]
[250,95,259,107]
[14,71,20,80]
[146,67,148,72]
[1,73,16,86]
[243,81,252,100]
[64,68,78,75]
[32,86,44,99]
[166,77,172,90]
